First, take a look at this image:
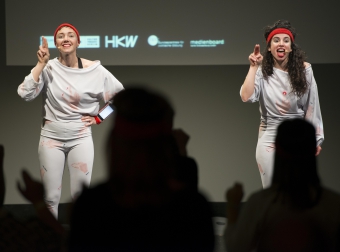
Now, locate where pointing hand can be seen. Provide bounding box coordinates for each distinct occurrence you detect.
[248,44,263,66]
[37,36,50,64]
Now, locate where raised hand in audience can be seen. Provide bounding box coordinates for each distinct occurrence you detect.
[17,169,65,235]
[17,170,44,205]
[225,182,244,224]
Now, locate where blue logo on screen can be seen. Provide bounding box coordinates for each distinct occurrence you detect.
[148,35,159,46]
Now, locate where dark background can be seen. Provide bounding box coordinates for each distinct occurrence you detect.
[6,0,340,65]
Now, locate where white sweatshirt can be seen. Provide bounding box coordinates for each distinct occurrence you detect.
[18,58,124,122]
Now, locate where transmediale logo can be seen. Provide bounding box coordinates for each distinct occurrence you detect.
[148,35,159,46]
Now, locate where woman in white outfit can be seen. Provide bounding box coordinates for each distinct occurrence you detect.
[18,23,124,218]
[240,20,324,188]
[225,119,339,252]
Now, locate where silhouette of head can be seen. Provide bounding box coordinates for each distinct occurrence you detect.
[272,119,321,208]
[106,86,178,206]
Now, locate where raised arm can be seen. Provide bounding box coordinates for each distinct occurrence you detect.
[32,36,50,82]
[18,36,50,101]
[240,44,263,102]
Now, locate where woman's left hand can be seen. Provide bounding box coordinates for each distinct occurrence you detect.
[81,116,97,126]
[315,146,322,156]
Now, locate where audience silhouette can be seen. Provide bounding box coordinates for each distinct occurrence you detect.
[225,119,340,252]
[5,92,339,252]
[68,87,215,251]
[0,144,65,251]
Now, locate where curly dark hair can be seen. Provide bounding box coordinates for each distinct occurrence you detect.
[261,20,308,97]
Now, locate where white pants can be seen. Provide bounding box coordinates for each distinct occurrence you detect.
[38,121,94,218]
[256,120,277,189]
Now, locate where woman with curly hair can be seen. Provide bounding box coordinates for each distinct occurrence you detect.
[240,20,324,188]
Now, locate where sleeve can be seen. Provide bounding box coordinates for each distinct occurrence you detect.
[17,68,47,101]
[241,68,263,103]
[102,69,124,103]
[224,193,267,252]
[303,68,324,146]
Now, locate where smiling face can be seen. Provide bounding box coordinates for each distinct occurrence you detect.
[55,26,79,54]
[268,33,292,66]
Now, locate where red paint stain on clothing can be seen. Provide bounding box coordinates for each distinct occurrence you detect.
[266,143,275,152]
[40,139,62,148]
[258,163,264,175]
[46,204,54,213]
[276,97,291,115]
[78,126,89,136]
[40,169,46,179]
[305,105,314,120]
[20,83,25,90]
[62,86,80,110]
[104,91,116,102]
[72,162,89,174]
[316,125,324,135]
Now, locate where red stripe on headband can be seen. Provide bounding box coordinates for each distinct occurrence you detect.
[266,28,294,43]
[54,23,80,45]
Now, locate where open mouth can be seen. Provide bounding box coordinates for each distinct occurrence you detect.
[277,49,285,58]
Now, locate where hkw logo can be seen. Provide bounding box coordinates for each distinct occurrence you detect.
[105,36,138,48]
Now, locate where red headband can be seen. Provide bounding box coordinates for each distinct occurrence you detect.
[54,23,80,45]
[266,28,294,44]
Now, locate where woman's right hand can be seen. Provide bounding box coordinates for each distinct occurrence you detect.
[249,44,263,66]
[37,36,50,64]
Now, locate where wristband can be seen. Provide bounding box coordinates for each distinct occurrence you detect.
[95,116,102,125]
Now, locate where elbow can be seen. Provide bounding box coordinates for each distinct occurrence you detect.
[240,86,250,102]
[23,97,34,102]
[17,92,26,100]
[18,93,34,102]
[22,96,33,102]
[240,94,249,102]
